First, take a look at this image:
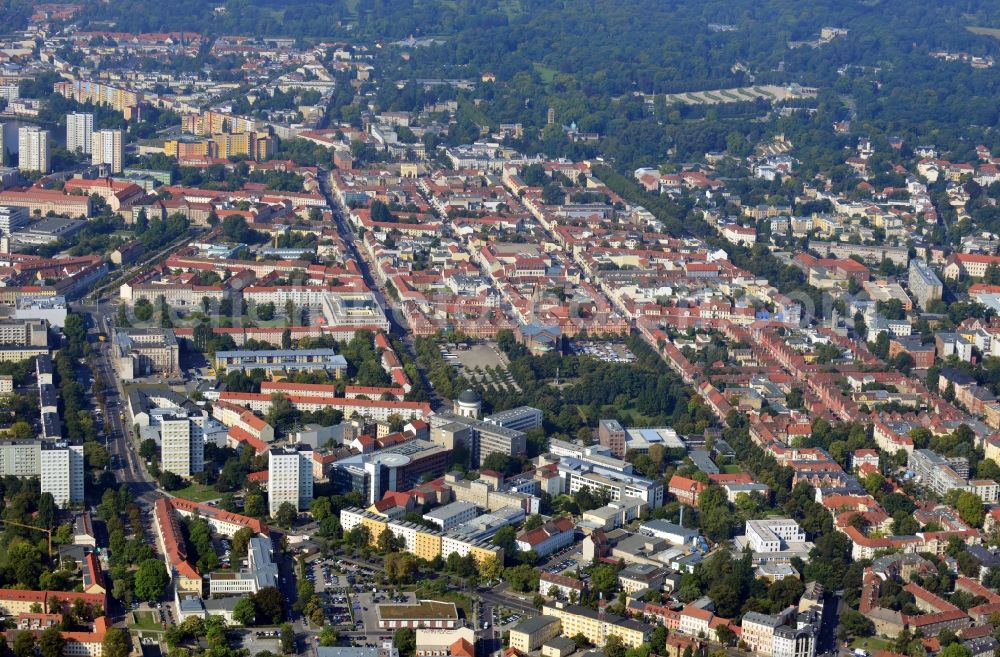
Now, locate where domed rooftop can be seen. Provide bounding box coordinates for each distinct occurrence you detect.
[457,389,480,404]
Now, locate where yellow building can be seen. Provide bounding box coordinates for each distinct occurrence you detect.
[468,544,504,569]
[413,529,443,561]
[253,134,275,161]
[211,131,250,159]
[509,616,561,652]
[164,138,210,158]
[541,603,649,648]
[361,516,388,545]
[986,436,1000,464]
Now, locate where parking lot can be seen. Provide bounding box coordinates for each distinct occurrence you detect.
[449,343,509,371]
[543,555,579,576]
[301,557,419,634]
[569,340,636,363]
[350,589,416,640]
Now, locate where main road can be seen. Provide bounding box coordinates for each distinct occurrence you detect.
[74,298,161,504]
[316,169,441,408]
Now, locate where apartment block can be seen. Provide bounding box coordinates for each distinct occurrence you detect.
[91,129,124,173]
[40,442,84,507]
[66,113,93,154]
[509,616,561,652]
[0,440,40,476]
[18,126,49,173]
[268,444,314,516]
[0,318,47,346]
[541,602,650,648]
[908,449,969,496]
[160,413,205,478]
[339,507,503,566]
[908,259,943,309]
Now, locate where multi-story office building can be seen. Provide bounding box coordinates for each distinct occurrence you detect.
[66,113,94,154]
[423,501,479,532]
[214,348,347,376]
[329,440,450,504]
[0,206,29,235]
[112,328,180,380]
[91,129,123,173]
[556,454,665,509]
[909,259,944,310]
[40,442,84,507]
[746,519,807,553]
[484,406,543,433]
[160,413,204,478]
[208,535,278,595]
[430,410,528,468]
[597,419,626,458]
[18,126,49,173]
[268,444,314,516]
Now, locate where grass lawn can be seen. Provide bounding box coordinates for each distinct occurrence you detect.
[532,62,557,83]
[172,483,221,503]
[415,586,471,619]
[850,637,892,653]
[130,611,164,631]
[722,464,743,474]
[968,26,1000,39]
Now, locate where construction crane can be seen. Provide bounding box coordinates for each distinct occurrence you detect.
[1,520,53,559]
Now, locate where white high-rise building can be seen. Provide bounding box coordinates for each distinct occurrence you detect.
[160,412,204,477]
[0,440,40,476]
[0,123,5,166]
[18,126,49,173]
[91,129,123,173]
[0,206,29,234]
[40,442,84,507]
[268,444,314,517]
[66,113,94,155]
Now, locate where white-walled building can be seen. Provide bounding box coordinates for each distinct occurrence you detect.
[160,412,205,477]
[66,113,94,154]
[18,126,49,173]
[92,129,123,173]
[423,501,479,532]
[40,442,84,507]
[268,444,314,516]
[746,519,807,552]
